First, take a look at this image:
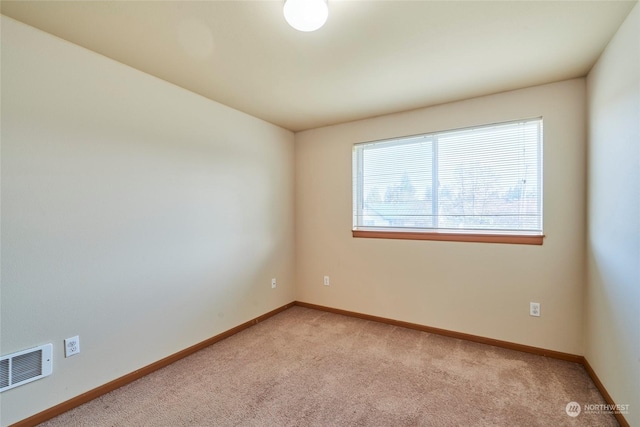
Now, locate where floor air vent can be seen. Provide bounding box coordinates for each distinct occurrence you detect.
[0,344,53,392]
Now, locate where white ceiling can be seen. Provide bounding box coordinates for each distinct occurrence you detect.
[1,1,636,132]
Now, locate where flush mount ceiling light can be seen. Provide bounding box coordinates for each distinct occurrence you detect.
[283,0,328,32]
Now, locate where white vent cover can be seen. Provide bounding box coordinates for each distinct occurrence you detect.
[0,344,53,392]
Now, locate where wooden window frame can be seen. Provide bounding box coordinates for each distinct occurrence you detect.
[352,230,544,245]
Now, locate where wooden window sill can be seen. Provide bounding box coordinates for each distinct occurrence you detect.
[352,230,544,245]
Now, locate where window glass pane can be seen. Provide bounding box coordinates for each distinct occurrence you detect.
[353,118,543,236]
[437,121,541,232]
[359,138,433,229]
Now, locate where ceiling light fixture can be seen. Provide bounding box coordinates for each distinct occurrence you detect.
[283,0,328,32]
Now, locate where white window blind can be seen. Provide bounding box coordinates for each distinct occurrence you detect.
[353,118,543,235]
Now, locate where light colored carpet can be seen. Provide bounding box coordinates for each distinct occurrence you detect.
[39,306,617,426]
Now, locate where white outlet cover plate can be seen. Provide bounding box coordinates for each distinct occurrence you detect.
[530,302,540,317]
[65,336,80,357]
[271,278,277,288]
[323,276,330,286]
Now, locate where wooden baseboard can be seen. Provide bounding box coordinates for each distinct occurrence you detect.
[295,301,583,363]
[10,302,296,427]
[583,357,630,427]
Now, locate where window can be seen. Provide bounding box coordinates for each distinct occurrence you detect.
[352,118,543,245]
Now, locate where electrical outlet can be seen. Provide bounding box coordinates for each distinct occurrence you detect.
[323,276,330,286]
[271,278,277,289]
[65,336,80,357]
[530,302,541,317]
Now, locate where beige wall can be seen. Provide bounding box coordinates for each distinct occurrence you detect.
[586,3,639,425]
[0,16,295,426]
[296,79,587,355]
